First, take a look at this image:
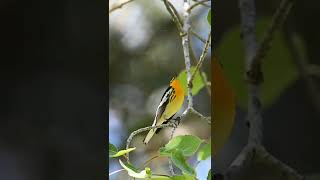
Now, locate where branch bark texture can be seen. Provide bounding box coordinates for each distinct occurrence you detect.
[182,0,193,109]
[225,0,303,179]
[239,0,262,146]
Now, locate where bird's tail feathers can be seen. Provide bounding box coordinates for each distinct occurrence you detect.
[143,128,157,144]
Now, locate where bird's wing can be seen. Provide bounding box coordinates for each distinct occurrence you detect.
[152,87,173,126]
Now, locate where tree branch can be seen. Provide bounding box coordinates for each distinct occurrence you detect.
[284,31,320,116]
[109,0,135,14]
[226,145,304,180]
[239,0,262,145]
[191,30,208,44]
[189,34,211,96]
[182,0,193,109]
[187,0,210,13]
[191,0,210,8]
[224,0,303,179]
[126,122,178,161]
[163,0,184,34]
[248,0,294,84]
[190,31,211,86]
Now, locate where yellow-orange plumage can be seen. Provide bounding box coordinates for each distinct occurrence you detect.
[212,55,236,156]
[143,77,185,144]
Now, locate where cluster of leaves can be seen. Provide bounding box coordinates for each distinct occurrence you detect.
[109,135,211,179]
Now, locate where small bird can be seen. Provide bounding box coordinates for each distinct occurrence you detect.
[143,77,185,144]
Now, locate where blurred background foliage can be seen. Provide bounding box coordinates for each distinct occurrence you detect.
[215,0,320,178]
[109,0,211,179]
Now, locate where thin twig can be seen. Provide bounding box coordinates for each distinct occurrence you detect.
[191,0,210,7]
[189,107,211,124]
[163,0,184,34]
[284,31,320,115]
[139,155,160,169]
[187,0,210,13]
[168,157,175,175]
[168,125,177,175]
[109,0,135,14]
[227,145,303,179]
[191,29,208,44]
[248,0,294,84]
[126,122,177,161]
[189,34,211,96]
[190,31,211,85]
[166,1,183,26]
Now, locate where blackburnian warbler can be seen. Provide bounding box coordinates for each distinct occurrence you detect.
[143,77,185,144]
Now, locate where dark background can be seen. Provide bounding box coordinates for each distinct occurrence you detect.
[214,0,320,177]
[0,0,107,179]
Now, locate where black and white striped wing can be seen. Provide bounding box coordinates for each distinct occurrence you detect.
[152,86,173,126]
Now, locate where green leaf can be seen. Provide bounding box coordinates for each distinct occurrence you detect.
[207,9,211,25]
[171,150,195,176]
[159,135,203,157]
[171,174,196,180]
[207,169,212,180]
[119,159,152,178]
[109,143,118,157]
[110,147,136,158]
[217,17,299,108]
[148,174,196,180]
[147,175,171,180]
[197,142,211,161]
[177,67,207,96]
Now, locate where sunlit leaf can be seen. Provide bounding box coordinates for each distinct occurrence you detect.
[197,142,211,161]
[217,17,299,108]
[119,159,152,178]
[147,175,171,180]
[109,143,118,157]
[212,56,236,156]
[159,135,203,157]
[177,67,207,96]
[171,150,195,176]
[110,147,136,158]
[171,174,196,180]
[148,174,196,180]
[207,9,211,25]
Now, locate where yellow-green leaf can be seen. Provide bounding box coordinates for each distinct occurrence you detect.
[109,143,118,157]
[197,142,211,161]
[148,174,196,180]
[207,9,211,25]
[177,67,207,96]
[159,135,203,157]
[119,159,152,178]
[110,147,136,158]
[171,150,195,176]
